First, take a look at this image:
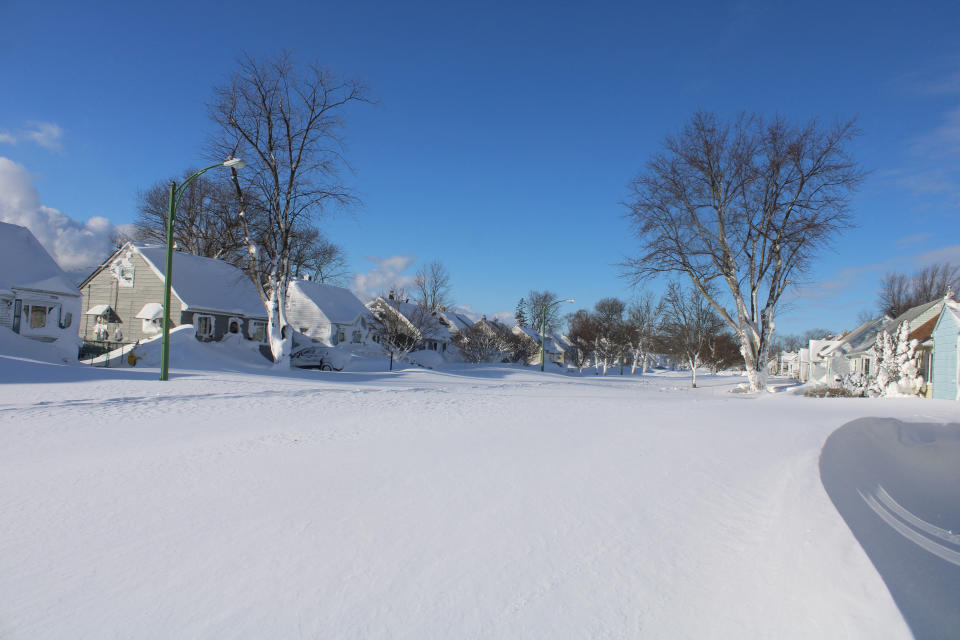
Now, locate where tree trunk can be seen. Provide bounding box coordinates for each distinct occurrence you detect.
[690,357,697,388]
[267,278,292,368]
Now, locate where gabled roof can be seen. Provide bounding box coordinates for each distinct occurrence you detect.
[935,300,960,334]
[288,280,373,325]
[0,221,81,297]
[908,314,939,344]
[820,316,886,358]
[372,299,466,340]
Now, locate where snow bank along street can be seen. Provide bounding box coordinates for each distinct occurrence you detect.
[2,355,959,638]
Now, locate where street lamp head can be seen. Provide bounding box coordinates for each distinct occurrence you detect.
[564,299,575,303]
[223,157,246,169]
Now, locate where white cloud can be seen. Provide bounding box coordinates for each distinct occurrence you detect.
[22,122,64,152]
[0,157,117,272]
[0,121,65,152]
[911,243,960,266]
[351,254,418,300]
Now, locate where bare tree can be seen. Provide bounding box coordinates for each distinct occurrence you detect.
[134,170,252,265]
[413,260,453,311]
[658,282,725,388]
[288,226,349,285]
[566,309,598,374]
[526,289,560,334]
[210,52,370,366]
[878,262,959,317]
[453,322,508,363]
[367,292,420,371]
[625,111,863,391]
[626,292,658,374]
[703,332,742,373]
[593,297,630,375]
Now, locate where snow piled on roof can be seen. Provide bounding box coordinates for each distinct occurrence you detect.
[0,221,81,296]
[288,280,372,324]
[135,246,265,317]
[135,303,164,320]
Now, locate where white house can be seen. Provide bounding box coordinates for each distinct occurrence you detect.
[366,296,470,359]
[286,279,377,348]
[0,222,82,352]
[512,325,566,366]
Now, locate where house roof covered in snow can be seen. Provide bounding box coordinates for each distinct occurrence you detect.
[134,246,266,317]
[287,280,373,325]
[512,325,565,353]
[822,297,951,358]
[371,299,467,341]
[0,222,81,298]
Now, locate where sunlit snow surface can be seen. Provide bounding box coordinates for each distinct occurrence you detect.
[2,348,958,638]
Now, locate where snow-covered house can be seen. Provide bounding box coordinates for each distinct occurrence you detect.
[365,297,467,358]
[830,299,948,382]
[778,351,801,378]
[930,300,960,401]
[796,338,841,383]
[78,244,268,346]
[512,325,565,366]
[285,280,377,348]
[0,221,82,347]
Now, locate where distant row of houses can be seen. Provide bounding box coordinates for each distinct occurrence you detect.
[779,295,960,400]
[1,222,573,367]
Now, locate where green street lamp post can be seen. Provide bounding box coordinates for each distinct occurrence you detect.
[160,157,246,381]
[540,298,574,372]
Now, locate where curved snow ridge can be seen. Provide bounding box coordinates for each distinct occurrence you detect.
[859,486,960,566]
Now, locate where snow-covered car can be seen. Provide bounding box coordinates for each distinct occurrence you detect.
[289,345,348,371]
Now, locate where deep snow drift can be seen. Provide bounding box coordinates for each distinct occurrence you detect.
[1,353,959,638]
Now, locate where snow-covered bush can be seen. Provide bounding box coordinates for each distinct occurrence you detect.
[839,372,869,397]
[868,321,923,397]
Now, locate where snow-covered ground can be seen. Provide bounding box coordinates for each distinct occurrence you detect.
[1,343,959,638]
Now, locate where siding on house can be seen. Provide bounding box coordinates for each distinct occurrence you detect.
[931,306,960,400]
[0,296,11,329]
[79,251,184,344]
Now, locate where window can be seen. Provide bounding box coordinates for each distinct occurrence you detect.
[352,330,362,344]
[337,328,346,344]
[111,256,135,288]
[29,305,47,329]
[195,315,214,339]
[142,318,161,334]
[248,321,267,343]
[118,265,134,287]
[228,318,241,334]
[863,358,870,375]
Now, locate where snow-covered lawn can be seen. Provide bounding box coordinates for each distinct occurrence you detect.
[1,351,958,638]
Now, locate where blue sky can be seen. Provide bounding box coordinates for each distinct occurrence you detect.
[1,0,958,334]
